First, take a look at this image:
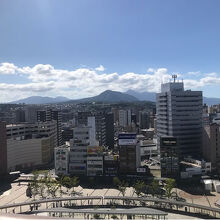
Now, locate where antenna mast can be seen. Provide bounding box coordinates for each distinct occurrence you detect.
[172,74,177,83]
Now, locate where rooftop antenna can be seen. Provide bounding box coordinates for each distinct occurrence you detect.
[172,74,177,83]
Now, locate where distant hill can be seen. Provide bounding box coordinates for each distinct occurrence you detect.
[203,97,220,106]
[10,90,220,105]
[126,90,220,105]
[126,89,156,102]
[70,90,139,103]
[10,96,70,104]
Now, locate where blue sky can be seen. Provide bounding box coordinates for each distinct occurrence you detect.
[0,0,220,102]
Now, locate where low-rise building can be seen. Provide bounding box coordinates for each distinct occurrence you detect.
[6,121,57,172]
[87,146,103,176]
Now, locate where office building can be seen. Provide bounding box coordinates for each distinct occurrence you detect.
[15,109,25,123]
[160,136,179,178]
[119,110,132,127]
[87,146,103,176]
[0,122,7,175]
[69,116,98,175]
[203,123,220,173]
[118,133,140,174]
[139,111,150,129]
[105,112,114,149]
[37,109,63,146]
[104,155,119,176]
[156,77,203,158]
[24,105,40,123]
[55,145,70,175]
[6,121,57,172]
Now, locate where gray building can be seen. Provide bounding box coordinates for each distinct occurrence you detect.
[156,78,203,158]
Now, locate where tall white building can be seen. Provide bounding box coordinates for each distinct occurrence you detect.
[156,78,203,158]
[69,116,102,175]
[119,110,132,127]
[55,145,69,175]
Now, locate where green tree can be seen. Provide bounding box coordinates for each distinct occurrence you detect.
[151,179,160,197]
[133,180,145,197]
[30,171,39,200]
[38,179,46,199]
[89,177,95,186]
[164,178,176,198]
[118,180,128,197]
[113,177,121,187]
[71,176,79,196]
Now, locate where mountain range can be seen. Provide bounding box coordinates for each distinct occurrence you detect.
[9,90,220,105]
[10,96,70,104]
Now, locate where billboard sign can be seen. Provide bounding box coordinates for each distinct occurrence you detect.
[118,133,137,146]
[88,146,103,154]
[137,168,146,173]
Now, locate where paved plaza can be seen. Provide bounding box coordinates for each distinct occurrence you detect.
[1,177,220,219]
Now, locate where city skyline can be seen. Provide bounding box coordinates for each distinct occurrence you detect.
[1,0,220,101]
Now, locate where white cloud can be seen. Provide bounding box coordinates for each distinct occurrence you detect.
[95,65,105,71]
[0,63,18,74]
[0,62,220,102]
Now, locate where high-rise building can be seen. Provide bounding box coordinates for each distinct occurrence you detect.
[0,122,7,175]
[160,137,179,178]
[15,109,25,123]
[203,123,220,173]
[69,116,99,175]
[77,111,107,147]
[118,133,140,174]
[119,110,132,127]
[24,105,40,123]
[139,111,150,129]
[156,77,203,158]
[37,109,62,146]
[105,112,114,149]
[55,145,69,176]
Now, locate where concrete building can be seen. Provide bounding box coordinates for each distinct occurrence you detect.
[0,122,7,175]
[139,111,150,129]
[15,109,25,123]
[37,109,63,146]
[87,146,103,176]
[203,123,220,173]
[104,155,119,176]
[160,136,179,178]
[119,110,132,127]
[69,126,90,175]
[6,121,57,172]
[24,105,40,123]
[55,145,70,175]
[156,77,203,158]
[118,133,141,174]
[105,112,114,149]
[69,117,98,175]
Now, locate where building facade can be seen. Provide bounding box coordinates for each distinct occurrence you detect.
[0,122,7,175]
[203,123,220,173]
[118,133,140,174]
[156,79,203,158]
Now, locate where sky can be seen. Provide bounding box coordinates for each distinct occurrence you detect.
[0,0,220,102]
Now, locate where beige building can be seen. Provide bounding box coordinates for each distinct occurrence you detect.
[203,123,220,173]
[7,136,54,172]
[6,121,57,172]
